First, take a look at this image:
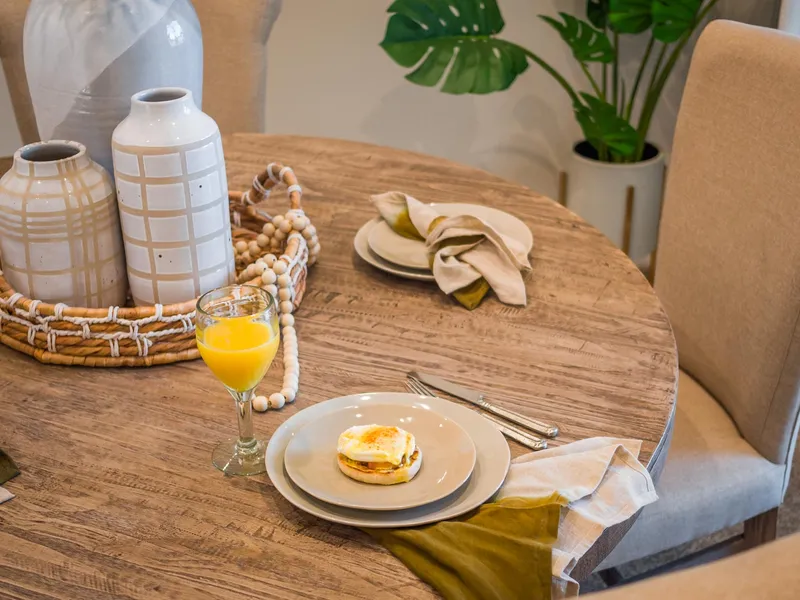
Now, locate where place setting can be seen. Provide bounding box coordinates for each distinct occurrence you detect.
[354,191,534,308]
[258,367,659,596]
[267,387,510,528]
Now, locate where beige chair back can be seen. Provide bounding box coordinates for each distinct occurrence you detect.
[589,532,800,599]
[0,0,280,143]
[0,0,36,144]
[655,20,800,471]
[193,0,281,134]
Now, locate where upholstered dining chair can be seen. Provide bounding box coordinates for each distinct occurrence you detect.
[590,532,800,599]
[0,0,282,144]
[597,19,800,578]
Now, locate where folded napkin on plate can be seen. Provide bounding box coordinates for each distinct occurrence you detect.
[0,449,19,504]
[371,192,532,309]
[366,438,658,600]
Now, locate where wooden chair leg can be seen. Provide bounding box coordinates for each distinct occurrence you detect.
[743,508,778,549]
[597,567,624,587]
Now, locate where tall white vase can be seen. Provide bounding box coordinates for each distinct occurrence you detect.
[565,143,665,263]
[112,88,235,306]
[23,0,203,177]
[0,140,128,307]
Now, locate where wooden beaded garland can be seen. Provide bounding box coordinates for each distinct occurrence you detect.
[231,163,320,410]
[253,395,269,412]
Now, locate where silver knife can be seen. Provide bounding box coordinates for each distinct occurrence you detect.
[410,371,560,438]
[480,411,547,451]
[405,376,546,451]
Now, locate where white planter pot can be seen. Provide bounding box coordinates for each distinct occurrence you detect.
[23,0,203,177]
[112,87,235,306]
[565,143,665,263]
[0,140,128,307]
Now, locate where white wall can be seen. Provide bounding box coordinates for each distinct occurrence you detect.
[267,0,604,198]
[1,0,780,199]
[265,0,778,198]
[779,0,800,32]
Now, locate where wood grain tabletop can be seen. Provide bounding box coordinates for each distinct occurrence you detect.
[0,135,677,598]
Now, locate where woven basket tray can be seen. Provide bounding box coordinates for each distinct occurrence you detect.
[0,163,317,367]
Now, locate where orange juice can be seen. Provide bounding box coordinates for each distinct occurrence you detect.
[197,316,279,392]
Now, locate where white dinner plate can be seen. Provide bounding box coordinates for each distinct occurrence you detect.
[354,218,435,281]
[283,402,477,511]
[266,392,511,528]
[367,203,533,270]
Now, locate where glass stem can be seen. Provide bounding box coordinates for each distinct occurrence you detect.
[229,388,257,453]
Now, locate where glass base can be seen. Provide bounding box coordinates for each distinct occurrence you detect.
[211,438,267,476]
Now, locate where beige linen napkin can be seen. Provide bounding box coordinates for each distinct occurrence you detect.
[371,192,532,308]
[499,437,659,597]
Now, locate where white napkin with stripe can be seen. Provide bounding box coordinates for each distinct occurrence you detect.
[371,192,532,306]
[497,437,659,597]
[0,486,13,504]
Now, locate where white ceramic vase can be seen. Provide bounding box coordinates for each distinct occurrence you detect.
[112,87,235,306]
[23,0,203,177]
[565,143,665,264]
[0,140,128,307]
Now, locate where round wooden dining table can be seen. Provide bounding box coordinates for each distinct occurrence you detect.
[0,135,677,598]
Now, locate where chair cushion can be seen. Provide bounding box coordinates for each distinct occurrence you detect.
[598,370,786,569]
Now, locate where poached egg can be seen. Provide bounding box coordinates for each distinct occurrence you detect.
[337,424,415,466]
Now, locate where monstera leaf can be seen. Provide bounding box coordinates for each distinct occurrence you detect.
[652,0,703,42]
[586,0,610,29]
[380,0,529,94]
[573,93,638,158]
[608,0,652,34]
[540,13,614,63]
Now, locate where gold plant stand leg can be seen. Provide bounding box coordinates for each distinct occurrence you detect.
[648,164,668,285]
[621,186,635,256]
[558,171,568,207]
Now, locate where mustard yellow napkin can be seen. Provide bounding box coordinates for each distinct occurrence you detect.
[0,449,18,485]
[367,438,658,598]
[0,449,19,504]
[366,494,566,600]
[371,192,531,309]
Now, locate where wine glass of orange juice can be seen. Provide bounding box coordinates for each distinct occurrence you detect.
[196,285,279,475]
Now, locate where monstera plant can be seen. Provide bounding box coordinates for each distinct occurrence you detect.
[380,0,718,164]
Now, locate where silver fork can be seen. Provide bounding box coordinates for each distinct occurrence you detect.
[405,378,547,451]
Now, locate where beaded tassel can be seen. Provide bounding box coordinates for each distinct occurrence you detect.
[233,166,319,411]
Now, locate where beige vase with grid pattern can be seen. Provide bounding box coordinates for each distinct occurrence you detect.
[112,87,235,306]
[0,140,128,307]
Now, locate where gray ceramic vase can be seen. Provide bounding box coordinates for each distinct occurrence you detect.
[23,0,203,177]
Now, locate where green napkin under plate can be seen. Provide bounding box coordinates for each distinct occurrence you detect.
[0,449,19,485]
[366,493,567,600]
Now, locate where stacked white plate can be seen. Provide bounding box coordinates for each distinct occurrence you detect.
[265,392,511,527]
[354,203,534,281]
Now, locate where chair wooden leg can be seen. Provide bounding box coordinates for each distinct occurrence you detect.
[597,567,624,587]
[743,508,778,549]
